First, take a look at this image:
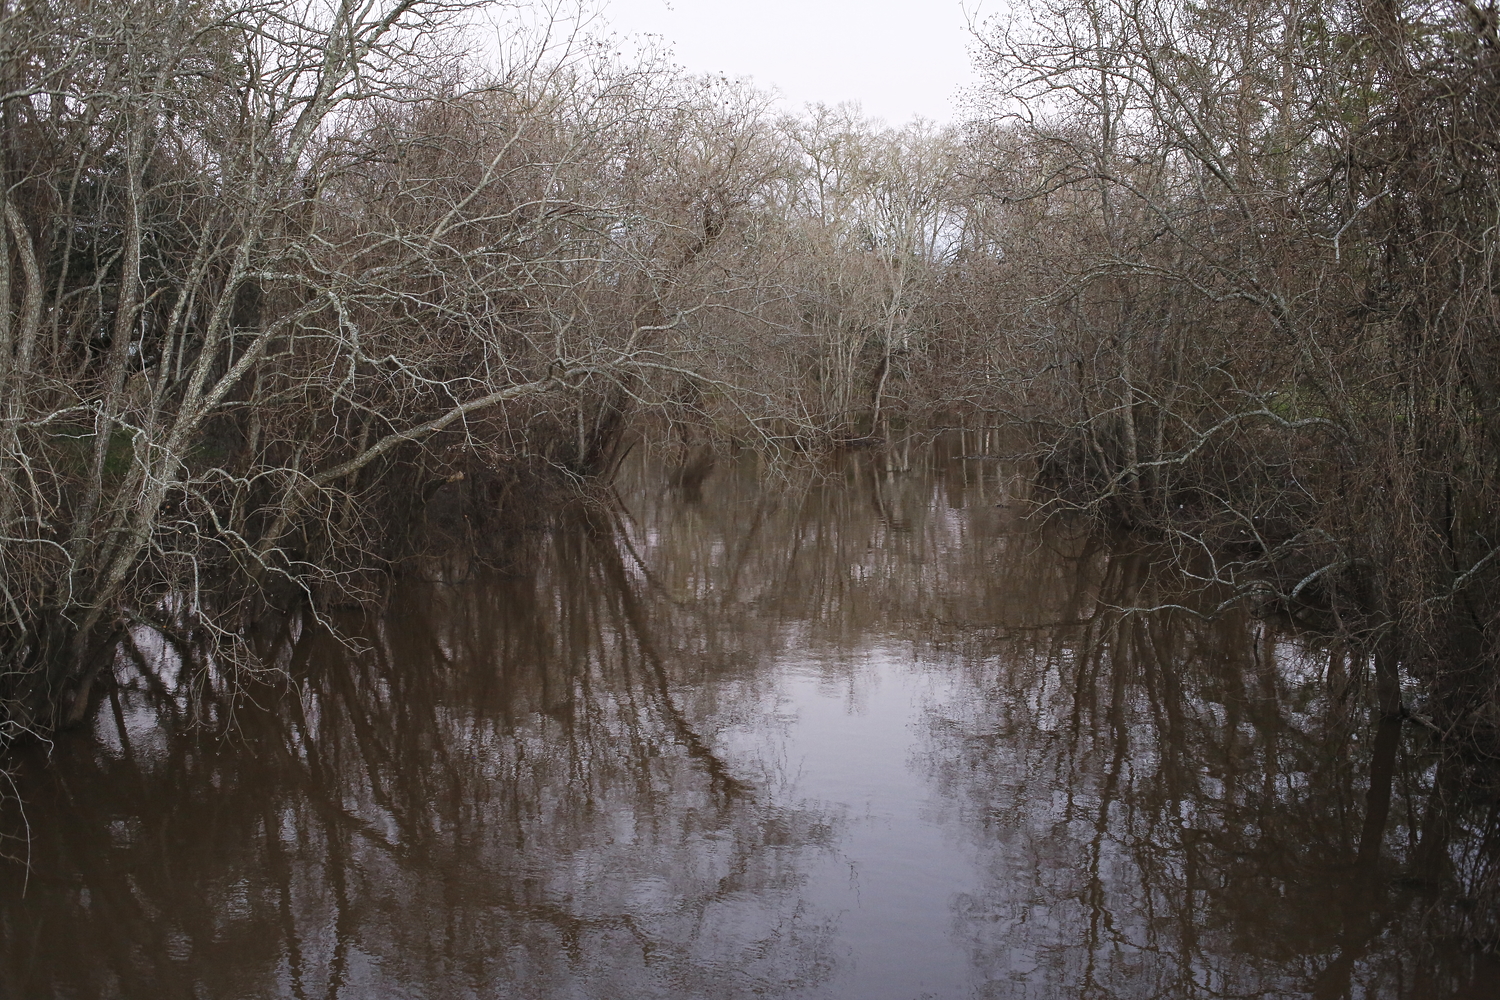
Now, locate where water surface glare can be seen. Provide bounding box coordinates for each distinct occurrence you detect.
[2,436,1497,998]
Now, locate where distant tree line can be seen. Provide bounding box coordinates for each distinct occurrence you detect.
[1,0,1496,754]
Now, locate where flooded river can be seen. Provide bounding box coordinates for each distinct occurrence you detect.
[2,435,1497,998]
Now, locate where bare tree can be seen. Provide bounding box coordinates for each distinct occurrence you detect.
[0,0,806,745]
[958,0,1500,742]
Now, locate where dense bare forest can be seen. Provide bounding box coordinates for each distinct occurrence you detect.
[1,0,1497,772]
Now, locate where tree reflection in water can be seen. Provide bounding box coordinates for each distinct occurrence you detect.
[918,533,1500,998]
[2,433,1497,998]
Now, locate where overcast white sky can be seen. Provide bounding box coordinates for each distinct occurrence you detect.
[599,0,982,125]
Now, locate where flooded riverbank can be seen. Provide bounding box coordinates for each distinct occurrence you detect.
[3,436,1496,998]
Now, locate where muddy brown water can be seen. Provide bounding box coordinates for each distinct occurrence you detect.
[2,435,1497,999]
